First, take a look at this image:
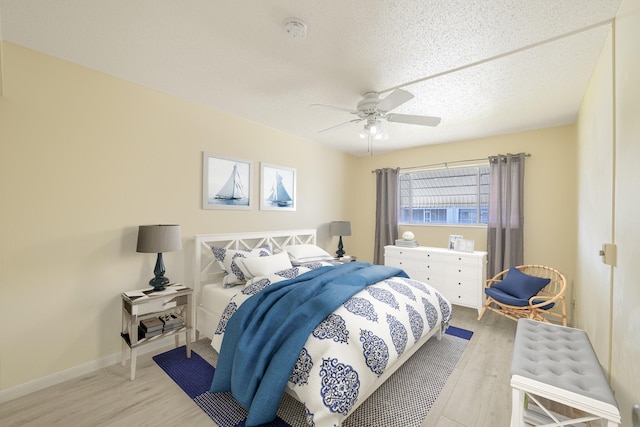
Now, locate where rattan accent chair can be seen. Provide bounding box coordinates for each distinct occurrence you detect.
[477,264,567,326]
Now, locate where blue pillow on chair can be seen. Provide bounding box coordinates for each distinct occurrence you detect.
[485,287,530,306]
[491,267,550,301]
[485,287,555,310]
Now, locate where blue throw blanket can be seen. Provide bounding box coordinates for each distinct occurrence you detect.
[210,262,407,426]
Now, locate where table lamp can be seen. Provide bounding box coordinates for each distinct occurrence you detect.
[330,221,351,258]
[136,224,182,291]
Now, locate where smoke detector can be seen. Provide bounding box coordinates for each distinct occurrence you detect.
[284,18,307,39]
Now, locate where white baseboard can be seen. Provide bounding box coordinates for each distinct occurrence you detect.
[0,339,172,404]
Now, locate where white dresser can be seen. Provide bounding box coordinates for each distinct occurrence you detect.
[384,245,487,314]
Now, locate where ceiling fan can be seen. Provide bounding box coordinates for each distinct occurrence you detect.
[311,88,441,140]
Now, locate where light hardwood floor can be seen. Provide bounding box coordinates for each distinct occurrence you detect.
[0,306,517,427]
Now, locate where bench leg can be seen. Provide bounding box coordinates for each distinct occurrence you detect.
[511,387,525,427]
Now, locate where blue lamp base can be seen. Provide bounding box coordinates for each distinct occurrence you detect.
[336,236,346,258]
[149,252,170,291]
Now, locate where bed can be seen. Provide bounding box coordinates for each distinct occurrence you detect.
[194,229,452,426]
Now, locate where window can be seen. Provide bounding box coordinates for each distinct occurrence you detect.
[399,165,490,225]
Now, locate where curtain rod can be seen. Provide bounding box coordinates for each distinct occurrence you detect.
[371,153,531,173]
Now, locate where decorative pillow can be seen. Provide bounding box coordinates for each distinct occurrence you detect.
[211,244,271,287]
[491,267,550,301]
[282,244,334,265]
[236,251,293,281]
[484,287,530,307]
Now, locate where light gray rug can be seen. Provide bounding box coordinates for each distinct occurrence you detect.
[190,330,469,427]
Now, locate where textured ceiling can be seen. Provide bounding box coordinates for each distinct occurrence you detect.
[0,0,622,156]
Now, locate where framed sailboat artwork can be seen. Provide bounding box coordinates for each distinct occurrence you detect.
[260,163,296,211]
[202,152,252,210]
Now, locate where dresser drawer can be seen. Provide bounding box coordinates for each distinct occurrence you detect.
[385,256,421,277]
[384,246,448,263]
[384,253,424,272]
[384,246,420,258]
[384,255,404,269]
[418,272,442,285]
[446,285,479,307]
[443,263,481,278]
[388,258,443,275]
[386,256,442,282]
[445,253,483,266]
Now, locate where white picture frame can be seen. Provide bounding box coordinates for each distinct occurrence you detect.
[448,234,463,250]
[455,239,475,253]
[260,163,296,211]
[202,152,252,210]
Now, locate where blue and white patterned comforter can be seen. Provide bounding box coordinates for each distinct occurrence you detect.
[212,262,452,427]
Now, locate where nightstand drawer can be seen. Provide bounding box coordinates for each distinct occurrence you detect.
[131,298,177,315]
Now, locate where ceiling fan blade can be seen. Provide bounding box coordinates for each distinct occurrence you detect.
[386,113,441,127]
[309,104,358,114]
[376,89,414,112]
[318,118,363,133]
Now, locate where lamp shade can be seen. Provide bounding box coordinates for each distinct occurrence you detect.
[330,221,351,237]
[136,225,182,253]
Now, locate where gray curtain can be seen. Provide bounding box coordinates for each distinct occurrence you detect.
[486,153,526,278]
[374,168,399,265]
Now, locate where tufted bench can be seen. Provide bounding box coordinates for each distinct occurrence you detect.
[510,319,620,426]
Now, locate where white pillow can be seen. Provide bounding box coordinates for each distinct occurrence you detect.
[282,244,334,265]
[237,251,293,280]
[211,245,272,287]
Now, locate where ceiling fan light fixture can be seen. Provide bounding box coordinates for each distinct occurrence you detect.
[360,120,388,140]
[373,129,389,140]
[367,120,384,134]
[313,88,439,143]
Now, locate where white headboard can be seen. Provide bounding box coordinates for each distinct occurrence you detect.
[193,229,317,296]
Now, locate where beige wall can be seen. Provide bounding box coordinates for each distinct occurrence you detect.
[574,1,640,422]
[612,0,640,421]
[575,30,615,371]
[0,43,357,391]
[574,0,640,423]
[352,127,578,300]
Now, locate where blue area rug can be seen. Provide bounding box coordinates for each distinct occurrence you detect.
[154,326,473,427]
[444,325,474,340]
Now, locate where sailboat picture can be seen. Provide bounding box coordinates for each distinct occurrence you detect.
[202,153,252,210]
[260,163,296,211]
[215,163,246,200]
